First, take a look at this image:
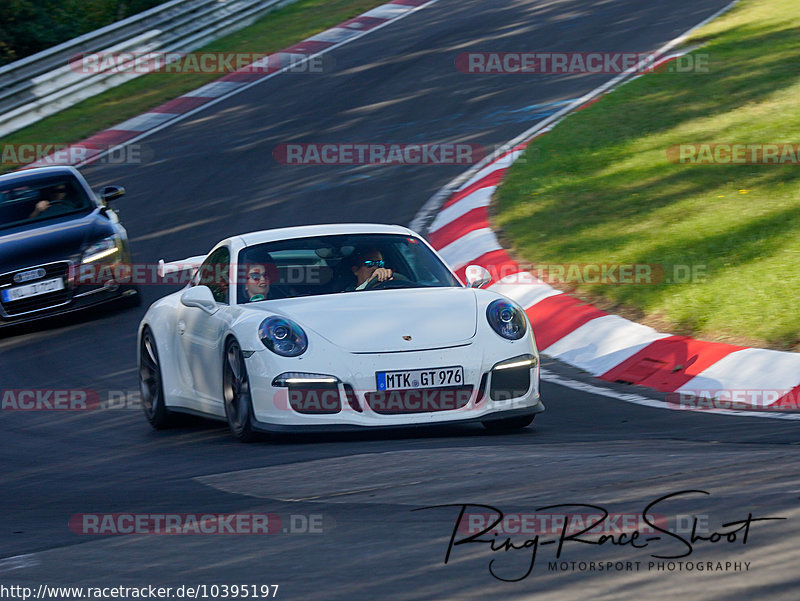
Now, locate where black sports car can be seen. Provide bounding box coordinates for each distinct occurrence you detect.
[0,166,138,329]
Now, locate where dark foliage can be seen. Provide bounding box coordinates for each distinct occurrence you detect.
[0,0,166,66]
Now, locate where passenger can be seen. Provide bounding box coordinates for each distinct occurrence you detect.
[242,255,282,302]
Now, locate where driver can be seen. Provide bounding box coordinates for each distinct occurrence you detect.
[28,183,67,219]
[350,247,393,290]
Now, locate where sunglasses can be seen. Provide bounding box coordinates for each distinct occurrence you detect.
[248,272,269,281]
[362,260,385,268]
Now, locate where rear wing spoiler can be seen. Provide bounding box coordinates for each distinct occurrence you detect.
[157,255,206,279]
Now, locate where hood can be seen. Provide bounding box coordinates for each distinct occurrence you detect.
[264,287,478,353]
[0,211,112,272]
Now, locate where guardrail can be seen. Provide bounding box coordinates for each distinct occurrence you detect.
[0,0,299,139]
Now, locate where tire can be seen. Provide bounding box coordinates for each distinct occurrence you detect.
[482,414,535,432]
[222,338,259,442]
[139,327,174,429]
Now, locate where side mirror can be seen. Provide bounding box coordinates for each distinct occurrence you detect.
[100,185,125,204]
[181,285,218,315]
[465,265,492,289]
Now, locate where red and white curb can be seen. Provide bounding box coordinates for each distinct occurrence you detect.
[22,0,437,169]
[423,64,800,412]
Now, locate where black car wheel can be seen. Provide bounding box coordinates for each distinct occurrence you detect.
[139,327,174,429]
[223,338,258,442]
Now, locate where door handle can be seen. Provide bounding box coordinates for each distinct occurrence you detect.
[177,320,186,335]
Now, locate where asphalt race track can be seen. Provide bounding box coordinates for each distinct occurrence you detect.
[3,1,800,599]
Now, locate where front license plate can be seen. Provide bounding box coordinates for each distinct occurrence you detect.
[376,366,464,391]
[2,277,64,302]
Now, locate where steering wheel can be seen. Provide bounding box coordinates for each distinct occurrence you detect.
[362,272,411,290]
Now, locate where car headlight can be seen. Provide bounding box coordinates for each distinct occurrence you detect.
[486,299,527,340]
[82,236,120,263]
[259,317,308,357]
[271,372,339,387]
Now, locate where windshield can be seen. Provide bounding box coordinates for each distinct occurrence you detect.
[236,233,461,303]
[0,174,94,230]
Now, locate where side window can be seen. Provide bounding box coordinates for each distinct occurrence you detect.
[394,242,430,282]
[197,247,230,304]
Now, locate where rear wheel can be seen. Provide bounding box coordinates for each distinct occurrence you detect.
[223,338,259,442]
[482,414,535,432]
[139,327,174,429]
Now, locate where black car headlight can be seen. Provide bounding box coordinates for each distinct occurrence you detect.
[486,299,527,340]
[259,317,308,357]
[81,236,120,264]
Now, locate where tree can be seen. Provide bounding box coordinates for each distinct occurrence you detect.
[0,0,166,66]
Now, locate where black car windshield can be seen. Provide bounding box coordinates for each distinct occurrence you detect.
[237,233,462,303]
[0,174,94,230]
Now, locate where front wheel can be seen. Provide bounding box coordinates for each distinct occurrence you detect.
[223,338,259,442]
[139,327,174,429]
[482,414,535,432]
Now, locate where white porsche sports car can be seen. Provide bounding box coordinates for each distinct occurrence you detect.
[138,224,544,441]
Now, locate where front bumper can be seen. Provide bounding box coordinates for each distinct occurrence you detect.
[245,343,544,429]
[248,405,543,434]
[0,286,138,329]
[0,259,137,329]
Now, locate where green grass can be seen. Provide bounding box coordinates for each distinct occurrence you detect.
[494,0,800,351]
[0,0,386,169]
